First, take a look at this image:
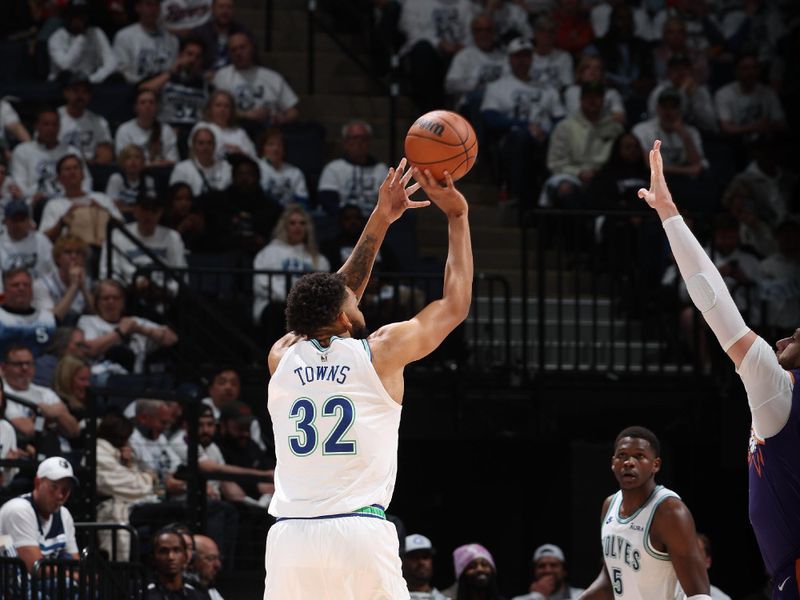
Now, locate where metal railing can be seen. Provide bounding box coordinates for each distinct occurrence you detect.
[520,209,768,379]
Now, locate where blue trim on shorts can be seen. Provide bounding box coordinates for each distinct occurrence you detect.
[275,504,386,522]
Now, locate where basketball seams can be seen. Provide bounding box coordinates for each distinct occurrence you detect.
[405,110,477,181]
[405,132,464,148]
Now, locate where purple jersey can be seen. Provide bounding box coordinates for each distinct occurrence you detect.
[748,369,800,587]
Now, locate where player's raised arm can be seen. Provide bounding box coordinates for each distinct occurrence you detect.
[370,168,473,368]
[337,158,428,301]
[638,139,756,367]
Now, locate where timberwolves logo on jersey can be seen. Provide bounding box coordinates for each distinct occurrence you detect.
[34,161,58,196]
[265,177,294,206]
[62,129,93,156]
[748,429,766,477]
[235,84,265,112]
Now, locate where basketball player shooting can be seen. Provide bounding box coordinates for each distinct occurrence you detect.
[639,140,800,598]
[262,159,473,599]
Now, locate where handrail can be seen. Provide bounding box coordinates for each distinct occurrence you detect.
[305,0,400,163]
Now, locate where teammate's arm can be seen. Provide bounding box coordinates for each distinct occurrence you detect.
[337,158,426,302]
[648,497,710,597]
[577,495,615,600]
[639,140,791,439]
[370,169,472,368]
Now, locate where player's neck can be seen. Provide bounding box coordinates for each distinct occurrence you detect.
[311,329,350,347]
[619,480,658,517]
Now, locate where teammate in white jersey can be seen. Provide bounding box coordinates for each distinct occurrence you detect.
[579,426,710,600]
[263,160,473,599]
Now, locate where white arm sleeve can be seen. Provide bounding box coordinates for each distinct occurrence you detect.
[736,336,793,439]
[661,216,750,351]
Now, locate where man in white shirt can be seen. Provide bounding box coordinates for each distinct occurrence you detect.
[190,0,254,73]
[0,456,80,572]
[0,200,55,279]
[0,269,56,357]
[10,109,90,207]
[529,15,573,93]
[99,192,187,292]
[114,0,180,84]
[47,0,118,84]
[444,14,506,120]
[212,32,298,126]
[1,345,79,443]
[57,74,113,163]
[129,399,185,497]
[317,120,388,217]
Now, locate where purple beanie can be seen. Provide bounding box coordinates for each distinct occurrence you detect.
[452,543,496,580]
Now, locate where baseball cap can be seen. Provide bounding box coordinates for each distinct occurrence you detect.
[404,534,435,555]
[453,543,496,580]
[4,199,30,219]
[533,543,565,563]
[507,37,533,55]
[220,400,254,423]
[657,87,682,106]
[37,457,79,484]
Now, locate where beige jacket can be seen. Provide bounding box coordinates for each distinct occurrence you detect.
[546,113,624,177]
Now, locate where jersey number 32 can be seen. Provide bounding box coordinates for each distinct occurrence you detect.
[288,396,356,456]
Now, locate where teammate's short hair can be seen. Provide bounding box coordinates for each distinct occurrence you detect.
[285,272,347,337]
[614,425,660,456]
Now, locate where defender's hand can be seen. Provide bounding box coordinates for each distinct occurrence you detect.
[638,140,677,218]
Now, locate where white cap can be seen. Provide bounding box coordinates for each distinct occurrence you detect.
[36,457,78,484]
[507,37,533,55]
[404,534,435,555]
[533,544,565,563]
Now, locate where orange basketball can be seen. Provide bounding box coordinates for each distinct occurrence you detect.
[404,110,478,182]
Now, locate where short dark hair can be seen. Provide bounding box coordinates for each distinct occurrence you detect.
[614,426,660,456]
[56,153,83,175]
[3,344,33,363]
[2,266,32,284]
[152,526,188,555]
[285,273,348,336]
[97,411,134,448]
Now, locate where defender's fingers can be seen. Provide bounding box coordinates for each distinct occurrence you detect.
[406,181,421,195]
[401,165,415,187]
[637,188,648,199]
[407,199,431,209]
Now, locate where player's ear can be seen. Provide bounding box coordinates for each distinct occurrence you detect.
[652,456,662,473]
[338,311,352,330]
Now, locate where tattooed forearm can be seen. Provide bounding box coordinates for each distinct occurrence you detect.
[341,234,377,293]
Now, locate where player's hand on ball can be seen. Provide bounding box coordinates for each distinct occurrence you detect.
[413,168,468,218]
[376,158,429,224]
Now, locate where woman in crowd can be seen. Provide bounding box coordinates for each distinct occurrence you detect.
[257,127,308,208]
[169,125,232,196]
[252,204,329,343]
[114,89,178,166]
[38,234,95,325]
[195,89,256,158]
[563,54,625,123]
[53,354,91,419]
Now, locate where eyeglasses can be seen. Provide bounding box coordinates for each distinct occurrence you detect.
[5,360,33,368]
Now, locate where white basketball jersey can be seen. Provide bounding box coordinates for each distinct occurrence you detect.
[268,336,401,519]
[601,486,686,600]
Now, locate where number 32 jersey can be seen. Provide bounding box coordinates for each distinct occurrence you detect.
[601,486,686,600]
[268,336,401,519]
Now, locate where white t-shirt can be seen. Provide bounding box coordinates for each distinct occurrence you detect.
[47,26,118,83]
[212,65,299,115]
[77,314,163,374]
[714,82,786,127]
[252,239,330,320]
[647,83,718,133]
[114,119,179,163]
[317,158,388,216]
[631,118,706,167]
[563,84,625,120]
[0,100,21,148]
[38,192,122,238]
[2,380,63,421]
[193,122,256,159]
[258,159,308,207]
[481,75,565,131]
[530,50,574,92]
[0,420,18,487]
[168,158,232,196]
[10,141,92,199]
[0,231,55,278]
[113,23,179,84]
[105,172,158,207]
[161,0,212,31]
[398,0,476,56]
[130,427,181,477]
[0,495,78,557]
[444,46,507,104]
[99,222,187,286]
[58,106,112,162]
